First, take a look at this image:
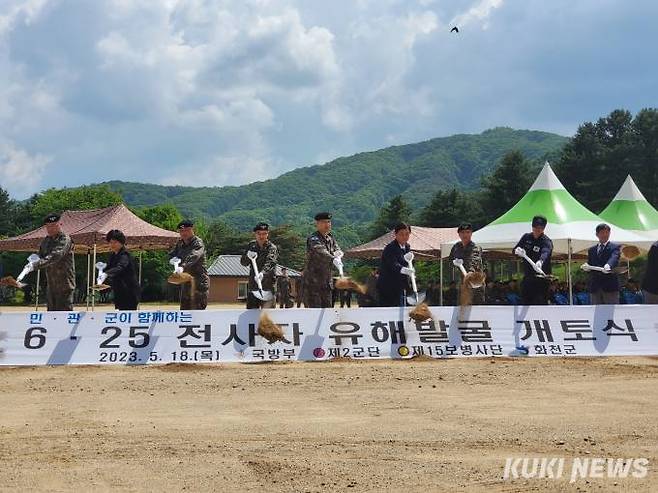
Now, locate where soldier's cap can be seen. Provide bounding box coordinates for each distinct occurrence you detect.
[177,219,194,229]
[253,222,269,232]
[43,213,61,224]
[596,223,611,233]
[457,222,473,232]
[531,215,547,228]
[314,212,332,221]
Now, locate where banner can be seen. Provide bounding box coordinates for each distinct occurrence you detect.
[1,305,657,366]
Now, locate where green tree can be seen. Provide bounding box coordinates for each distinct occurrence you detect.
[556,108,658,211]
[417,189,480,227]
[370,195,411,238]
[0,186,13,237]
[30,185,123,225]
[135,203,182,231]
[269,224,305,269]
[480,150,534,223]
[202,220,251,258]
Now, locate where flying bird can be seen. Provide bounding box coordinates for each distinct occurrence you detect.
[451,26,459,33]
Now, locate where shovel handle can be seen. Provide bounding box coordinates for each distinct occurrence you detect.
[249,257,265,291]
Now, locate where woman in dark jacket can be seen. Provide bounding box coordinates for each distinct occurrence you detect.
[104,229,140,310]
[376,223,413,307]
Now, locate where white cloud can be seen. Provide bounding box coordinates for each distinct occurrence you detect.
[0,0,656,201]
[450,0,504,30]
[0,142,51,196]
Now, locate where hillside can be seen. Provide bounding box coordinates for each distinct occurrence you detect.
[104,127,568,242]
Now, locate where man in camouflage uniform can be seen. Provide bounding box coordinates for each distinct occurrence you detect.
[32,213,76,311]
[240,222,278,309]
[168,220,209,310]
[448,223,485,304]
[276,267,291,308]
[303,212,342,308]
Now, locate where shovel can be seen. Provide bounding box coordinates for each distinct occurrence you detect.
[453,258,484,288]
[93,261,110,291]
[2,254,41,289]
[580,263,628,275]
[514,247,556,280]
[246,250,274,302]
[403,251,426,305]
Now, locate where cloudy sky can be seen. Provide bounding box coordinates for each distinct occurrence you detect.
[0,0,656,198]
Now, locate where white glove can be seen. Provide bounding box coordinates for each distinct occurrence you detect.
[452,258,463,267]
[25,262,35,273]
[603,263,611,273]
[332,257,343,269]
[246,250,258,260]
[255,271,264,283]
[334,249,344,259]
[97,272,108,284]
[174,266,184,274]
[580,263,592,272]
[535,260,543,269]
[514,247,525,257]
[400,266,415,276]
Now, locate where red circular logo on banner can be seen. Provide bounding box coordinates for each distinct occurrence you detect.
[313,347,326,358]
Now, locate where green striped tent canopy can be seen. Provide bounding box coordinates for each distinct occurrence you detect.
[441,163,654,257]
[599,175,658,240]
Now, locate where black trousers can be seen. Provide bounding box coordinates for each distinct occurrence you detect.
[521,277,549,305]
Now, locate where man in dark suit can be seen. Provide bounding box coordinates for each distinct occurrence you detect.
[377,223,413,307]
[586,223,621,304]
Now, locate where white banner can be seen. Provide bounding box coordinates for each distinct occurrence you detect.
[0,305,657,366]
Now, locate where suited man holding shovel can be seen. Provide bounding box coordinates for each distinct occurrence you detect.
[584,223,621,304]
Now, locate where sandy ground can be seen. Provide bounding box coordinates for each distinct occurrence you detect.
[0,356,656,492]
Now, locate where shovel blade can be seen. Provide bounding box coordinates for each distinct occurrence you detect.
[406,291,426,306]
[252,290,274,301]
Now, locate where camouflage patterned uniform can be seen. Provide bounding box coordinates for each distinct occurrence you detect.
[303,231,340,308]
[35,232,76,311]
[169,236,209,310]
[276,274,291,308]
[240,240,278,309]
[449,241,485,304]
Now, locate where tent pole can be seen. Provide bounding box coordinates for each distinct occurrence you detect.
[86,250,90,311]
[627,258,630,280]
[567,238,573,305]
[71,251,76,309]
[35,269,40,312]
[138,250,143,310]
[439,255,443,306]
[92,243,97,312]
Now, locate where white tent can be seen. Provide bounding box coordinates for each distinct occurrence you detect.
[438,163,653,304]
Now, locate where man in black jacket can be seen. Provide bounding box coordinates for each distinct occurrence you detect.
[377,223,413,307]
[513,215,553,305]
[642,241,658,304]
[103,229,140,310]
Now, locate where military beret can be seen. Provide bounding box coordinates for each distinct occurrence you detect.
[457,222,473,232]
[314,212,332,221]
[177,219,194,229]
[253,222,269,232]
[596,223,610,233]
[532,215,547,228]
[44,213,61,224]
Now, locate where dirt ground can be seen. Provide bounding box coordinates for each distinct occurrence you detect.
[0,356,656,492]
